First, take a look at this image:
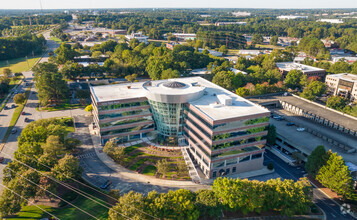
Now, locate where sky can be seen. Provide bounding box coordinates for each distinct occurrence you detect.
[1,0,356,9]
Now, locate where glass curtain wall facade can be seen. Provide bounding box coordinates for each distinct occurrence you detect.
[148,100,184,137]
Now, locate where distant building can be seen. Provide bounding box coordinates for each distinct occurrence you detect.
[198,48,223,57]
[276,62,326,79]
[165,42,180,50]
[277,15,308,20]
[232,11,251,17]
[230,68,248,75]
[190,68,210,76]
[325,73,357,101]
[317,19,344,24]
[215,22,247,26]
[125,32,149,44]
[200,14,212,18]
[321,39,335,48]
[331,57,357,63]
[238,50,262,56]
[163,33,196,41]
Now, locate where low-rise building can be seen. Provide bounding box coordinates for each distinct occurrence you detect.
[125,32,149,44]
[276,62,326,79]
[163,33,196,41]
[332,56,357,63]
[317,19,344,24]
[90,77,270,179]
[198,48,223,57]
[215,21,247,26]
[238,50,262,56]
[232,11,251,17]
[325,73,357,101]
[277,15,308,20]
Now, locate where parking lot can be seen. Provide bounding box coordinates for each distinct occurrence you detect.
[269,110,357,165]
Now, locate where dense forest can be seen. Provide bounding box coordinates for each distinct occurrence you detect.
[0,34,46,61]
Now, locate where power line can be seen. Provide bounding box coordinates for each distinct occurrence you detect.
[3,146,158,219]
[0,151,137,220]
[3,165,100,220]
[0,182,60,220]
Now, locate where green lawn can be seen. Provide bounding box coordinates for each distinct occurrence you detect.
[0,56,40,73]
[40,103,85,111]
[142,165,157,176]
[50,36,63,44]
[6,205,55,220]
[124,144,143,154]
[129,158,147,171]
[346,106,357,117]
[9,183,109,220]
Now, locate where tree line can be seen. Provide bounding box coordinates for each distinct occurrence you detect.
[0,33,46,61]
[0,118,82,217]
[108,177,312,219]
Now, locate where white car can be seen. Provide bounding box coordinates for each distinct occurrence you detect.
[297,128,305,132]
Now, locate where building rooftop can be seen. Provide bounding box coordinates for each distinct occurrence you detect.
[90,77,269,121]
[276,62,325,72]
[327,73,357,82]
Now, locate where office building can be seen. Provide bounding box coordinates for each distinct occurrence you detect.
[276,62,326,79]
[90,77,270,178]
[325,73,357,101]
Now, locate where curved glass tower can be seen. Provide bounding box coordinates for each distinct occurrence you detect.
[148,100,183,137]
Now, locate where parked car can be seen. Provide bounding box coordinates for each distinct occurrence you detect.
[100,180,112,189]
[26,82,29,86]
[11,128,17,134]
[0,157,4,163]
[4,106,8,110]
[24,117,29,122]
[297,127,305,132]
[21,111,26,115]
[286,122,295,126]
[11,104,16,108]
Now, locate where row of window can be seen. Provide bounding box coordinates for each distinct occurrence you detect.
[212,152,263,169]
[98,101,148,111]
[100,124,154,137]
[98,109,151,120]
[99,116,153,128]
[212,136,266,150]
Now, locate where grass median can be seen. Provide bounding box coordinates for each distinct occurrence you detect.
[1,87,31,143]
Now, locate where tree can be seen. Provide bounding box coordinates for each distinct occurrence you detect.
[156,159,170,177]
[316,152,353,198]
[212,71,235,90]
[161,68,180,79]
[109,191,146,220]
[52,154,81,182]
[54,43,78,64]
[195,189,221,218]
[13,93,26,104]
[305,145,329,178]
[33,63,68,106]
[85,104,93,113]
[42,135,64,157]
[3,68,12,78]
[326,96,349,111]
[284,70,305,89]
[252,34,263,45]
[125,73,138,83]
[218,45,228,54]
[91,51,102,58]
[176,162,188,177]
[270,36,279,46]
[266,125,276,145]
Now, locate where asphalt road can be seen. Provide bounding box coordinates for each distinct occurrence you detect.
[264,150,355,220]
[0,30,85,189]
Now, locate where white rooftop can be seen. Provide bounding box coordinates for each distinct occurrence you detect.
[90,77,269,121]
[276,62,325,72]
[327,73,357,82]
